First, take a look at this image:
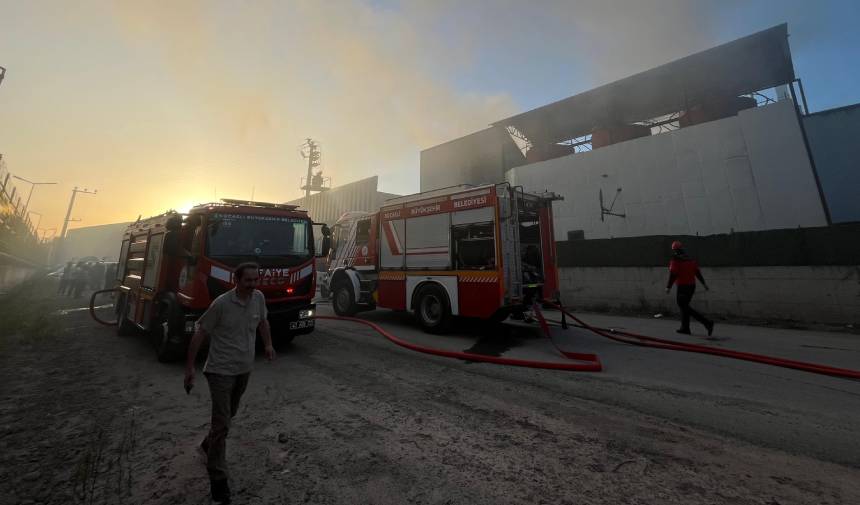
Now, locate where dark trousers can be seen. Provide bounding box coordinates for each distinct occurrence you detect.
[676,284,710,331]
[72,280,86,299]
[203,372,250,482]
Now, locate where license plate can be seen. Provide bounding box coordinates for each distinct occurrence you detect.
[289,320,315,330]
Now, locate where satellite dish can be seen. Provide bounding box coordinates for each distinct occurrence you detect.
[599,187,626,221]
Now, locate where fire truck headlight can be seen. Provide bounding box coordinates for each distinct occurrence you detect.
[299,309,314,319]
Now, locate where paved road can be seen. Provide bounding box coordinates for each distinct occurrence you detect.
[337,303,860,468]
[3,294,860,504]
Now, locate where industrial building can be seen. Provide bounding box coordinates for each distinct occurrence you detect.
[420,24,860,325]
[421,24,859,239]
[56,222,130,264]
[285,175,400,226]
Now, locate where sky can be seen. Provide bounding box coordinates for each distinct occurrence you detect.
[1,0,858,234]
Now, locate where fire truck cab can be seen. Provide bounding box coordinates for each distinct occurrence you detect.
[322,183,561,332]
[113,199,324,361]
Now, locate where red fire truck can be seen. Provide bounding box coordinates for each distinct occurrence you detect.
[321,183,562,332]
[112,199,326,361]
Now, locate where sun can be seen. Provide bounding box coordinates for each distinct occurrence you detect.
[175,200,198,214]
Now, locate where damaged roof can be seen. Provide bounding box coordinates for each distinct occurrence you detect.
[493,24,795,144]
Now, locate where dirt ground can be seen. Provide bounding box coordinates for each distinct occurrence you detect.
[2,283,860,504]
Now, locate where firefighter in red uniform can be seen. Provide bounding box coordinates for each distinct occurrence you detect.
[665,241,715,336]
[164,214,196,292]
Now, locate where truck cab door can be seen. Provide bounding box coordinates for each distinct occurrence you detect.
[178,222,203,298]
[353,217,373,267]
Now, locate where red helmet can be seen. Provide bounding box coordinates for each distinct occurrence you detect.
[671,240,683,250]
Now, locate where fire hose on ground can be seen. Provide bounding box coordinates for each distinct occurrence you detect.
[321,303,860,381]
[317,315,603,371]
[89,290,860,380]
[540,301,860,380]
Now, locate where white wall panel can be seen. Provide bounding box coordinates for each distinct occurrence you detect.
[724,156,756,190]
[739,102,828,229]
[684,196,713,235]
[701,156,730,194]
[707,188,738,232]
[507,101,827,240]
[641,201,667,236]
[623,202,646,235]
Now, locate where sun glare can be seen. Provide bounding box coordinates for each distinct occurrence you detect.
[175,201,197,214]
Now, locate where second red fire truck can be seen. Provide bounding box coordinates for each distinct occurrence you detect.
[321,183,562,332]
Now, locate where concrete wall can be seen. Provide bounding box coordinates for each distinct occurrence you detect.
[285,176,400,226]
[0,252,39,293]
[803,103,860,224]
[0,264,37,293]
[559,266,860,325]
[507,101,829,240]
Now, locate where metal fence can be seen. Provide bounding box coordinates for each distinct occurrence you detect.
[0,158,42,259]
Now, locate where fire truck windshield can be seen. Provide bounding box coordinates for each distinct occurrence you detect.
[205,213,311,266]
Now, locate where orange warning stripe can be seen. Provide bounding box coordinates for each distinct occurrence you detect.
[378,270,499,282]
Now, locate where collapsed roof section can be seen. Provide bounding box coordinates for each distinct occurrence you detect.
[493,23,795,145]
[419,24,797,192]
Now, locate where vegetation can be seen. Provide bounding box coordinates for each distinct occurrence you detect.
[0,274,61,347]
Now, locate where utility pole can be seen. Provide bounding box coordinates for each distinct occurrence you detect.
[50,186,96,264]
[59,187,97,239]
[13,175,57,216]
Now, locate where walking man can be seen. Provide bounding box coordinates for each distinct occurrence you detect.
[184,262,275,504]
[665,241,715,336]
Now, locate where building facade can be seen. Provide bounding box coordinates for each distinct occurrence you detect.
[285,175,400,226]
[418,24,859,325]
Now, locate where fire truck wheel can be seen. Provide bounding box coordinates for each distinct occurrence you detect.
[489,309,510,323]
[414,284,452,334]
[116,294,136,336]
[332,281,358,317]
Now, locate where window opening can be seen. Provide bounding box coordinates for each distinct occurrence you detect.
[356,218,371,244]
[142,234,164,289]
[452,222,495,270]
[116,239,130,281]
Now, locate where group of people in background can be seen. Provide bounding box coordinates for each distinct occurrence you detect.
[57,259,116,299]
